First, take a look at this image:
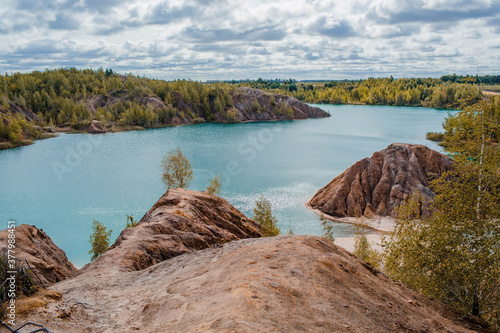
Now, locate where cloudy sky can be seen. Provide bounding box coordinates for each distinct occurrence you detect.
[1,0,499,80]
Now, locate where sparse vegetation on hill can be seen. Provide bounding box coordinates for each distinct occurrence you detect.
[0,68,328,149]
[0,255,37,301]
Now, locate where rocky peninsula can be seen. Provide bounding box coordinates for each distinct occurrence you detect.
[307,143,454,231]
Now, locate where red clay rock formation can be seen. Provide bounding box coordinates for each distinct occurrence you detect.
[309,143,453,219]
[0,224,77,286]
[80,188,263,273]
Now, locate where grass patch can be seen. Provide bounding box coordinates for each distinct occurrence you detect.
[480,85,500,93]
[0,140,33,150]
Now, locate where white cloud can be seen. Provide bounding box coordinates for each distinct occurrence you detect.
[0,0,499,79]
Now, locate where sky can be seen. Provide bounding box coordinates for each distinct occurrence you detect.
[1,0,499,80]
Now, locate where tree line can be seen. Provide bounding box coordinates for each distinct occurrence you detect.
[1,68,497,149]
[440,74,500,85]
[239,76,484,108]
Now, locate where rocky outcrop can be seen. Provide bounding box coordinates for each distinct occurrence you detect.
[88,87,329,126]
[0,101,55,148]
[80,189,263,273]
[308,143,453,221]
[83,120,107,134]
[1,101,40,122]
[0,224,77,286]
[28,235,487,332]
[231,87,329,121]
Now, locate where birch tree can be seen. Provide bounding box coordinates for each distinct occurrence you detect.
[384,100,500,329]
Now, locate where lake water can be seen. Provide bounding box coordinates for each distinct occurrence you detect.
[0,105,453,267]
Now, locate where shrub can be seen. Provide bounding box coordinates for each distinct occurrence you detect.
[0,256,37,302]
[320,214,335,242]
[426,131,445,142]
[205,175,222,196]
[252,194,280,236]
[126,215,137,228]
[89,220,112,261]
[353,222,381,270]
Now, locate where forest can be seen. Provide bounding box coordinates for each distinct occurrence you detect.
[240,76,484,107]
[0,68,237,148]
[0,68,495,148]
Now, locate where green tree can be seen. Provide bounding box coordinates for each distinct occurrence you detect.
[383,102,500,329]
[252,194,280,236]
[7,121,22,143]
[89,219,112,261]
[161,147,193,189]
[320,214,335,242]
[205,174,222,196]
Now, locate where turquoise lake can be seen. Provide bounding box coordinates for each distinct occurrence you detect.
[0,105,453,267]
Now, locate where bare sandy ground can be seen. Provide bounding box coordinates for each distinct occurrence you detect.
[335,234,385,254]
[15,235,486,332]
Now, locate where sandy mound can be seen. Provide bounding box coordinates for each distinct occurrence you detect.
[17,235,487,332]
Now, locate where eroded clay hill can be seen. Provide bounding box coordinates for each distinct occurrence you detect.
[308,143,453,221]
[20,235,487,332]
[78,188,263,273]
[0,224,77,286]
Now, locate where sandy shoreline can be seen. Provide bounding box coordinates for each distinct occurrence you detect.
[304,198,392,254]
[304,199,395,233]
